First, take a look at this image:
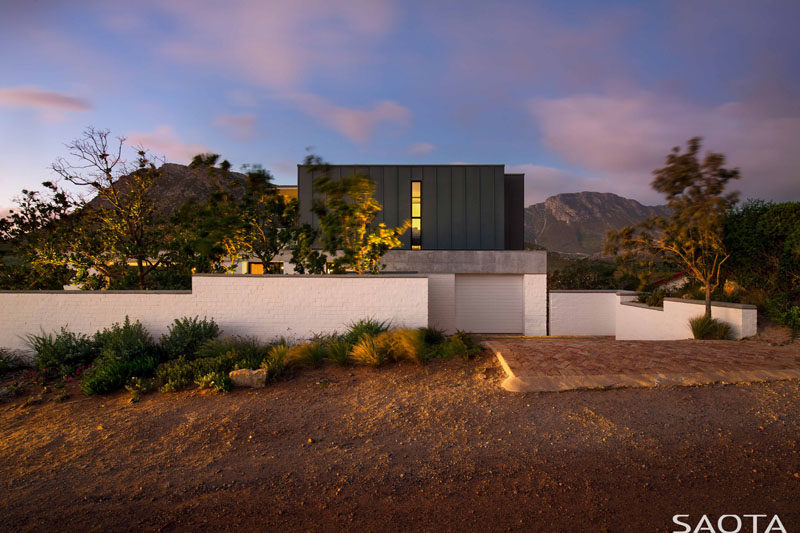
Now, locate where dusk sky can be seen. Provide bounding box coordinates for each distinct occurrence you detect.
[1,0,798,213]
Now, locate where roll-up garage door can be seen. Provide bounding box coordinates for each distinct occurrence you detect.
[455,274,523,333]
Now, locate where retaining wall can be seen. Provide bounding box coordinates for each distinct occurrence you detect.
[549,290,757,340]
[0,275,428,354]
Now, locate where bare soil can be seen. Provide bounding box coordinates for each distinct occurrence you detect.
[1,351,799,532]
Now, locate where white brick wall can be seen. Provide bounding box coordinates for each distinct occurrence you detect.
[427,274,456,333]
[0,275,428,354]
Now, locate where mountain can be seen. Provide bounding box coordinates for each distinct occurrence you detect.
[86,163,249,220]
[524,192,670,255]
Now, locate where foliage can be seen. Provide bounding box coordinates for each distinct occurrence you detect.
[27,328,97,378]
[305,154,409,274]
[605,137,740,318]
[288,341,327,368]
[81,318,159,395]
[0,181,79,289]
[47,128,174,290]
[723,200,800,317]
[195,372,232,392]
[688,315,733,340]
[548,258,639,290]
[342,318,391,347]
[195,336,268,370]
[0,349,28,376]
[767,303,800,340]
[124,376,151,403]
[324,339,351,365]
[160,316,221,360]
[350,334,390,366]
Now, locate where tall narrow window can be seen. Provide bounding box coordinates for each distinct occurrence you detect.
[411,180,422,249]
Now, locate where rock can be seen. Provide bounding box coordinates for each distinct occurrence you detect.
[229,368,267,388]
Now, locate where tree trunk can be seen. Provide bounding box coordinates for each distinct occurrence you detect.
[137,257,146,290]
[704,281,712,318]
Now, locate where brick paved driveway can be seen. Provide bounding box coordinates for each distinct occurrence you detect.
[484,338,800,392]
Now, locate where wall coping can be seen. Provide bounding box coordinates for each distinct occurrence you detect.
[550,289,622,294]
[0,290,192,294]
[192,273,429,279]
[620,301,664,312]
[664,297,757,310]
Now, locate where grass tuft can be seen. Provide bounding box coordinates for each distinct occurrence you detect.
[689,315,733,340]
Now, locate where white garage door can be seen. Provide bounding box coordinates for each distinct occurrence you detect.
[455,274,523,333]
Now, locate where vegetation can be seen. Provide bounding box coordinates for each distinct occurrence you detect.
[160,316,220,360]
[27,328,96,378]
[302,154,409,274]
[0,349,27,376]
[548,257,638,290]
[605,137,740,318]
[688,315,733,340]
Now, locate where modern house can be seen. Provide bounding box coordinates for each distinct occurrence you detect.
[241,164,546,336]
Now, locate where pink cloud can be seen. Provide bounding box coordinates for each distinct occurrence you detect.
[0,86,91,112]
[409,142,436,156]
[155,0,396,89]
[289,93,410,144]
[126,125,209,163]
[527,92,800,203]
[213,114,257,142]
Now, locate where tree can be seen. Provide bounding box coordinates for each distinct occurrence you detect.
[50,127,170,289]
[306,155,409,274]
[222,165,299,272]
[604,137,740,317]
[0,182,79,289]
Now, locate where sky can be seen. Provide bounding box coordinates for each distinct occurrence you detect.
[1,0,799,216]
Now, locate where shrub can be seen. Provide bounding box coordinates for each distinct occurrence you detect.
[195,372,232,392]
[770,304,800,341]
[342,318,390,347]
[262,343,292,380]
[689,315,733,340]
[81,318,159,395]
[419,326,446,346]
[350,335,390,366]
[160,316,220,360]
[196,337,268,370]
[288,341,327,368]
[324,339,351,365]
[27,328,97,378]
[376,329,427,363]
[0,349,27,376]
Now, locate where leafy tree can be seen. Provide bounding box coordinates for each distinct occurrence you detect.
[306,155,409,274]
[50,128,170,289]
[604,137,740,317]
[223,165,299,271]
[0,182,78,289]
[723,199,800,325]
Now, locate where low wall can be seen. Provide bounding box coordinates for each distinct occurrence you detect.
[0,275,428,354]
[549,291,620,336]
[549,291,757,340]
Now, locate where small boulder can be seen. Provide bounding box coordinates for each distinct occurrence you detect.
[229,368,267,388]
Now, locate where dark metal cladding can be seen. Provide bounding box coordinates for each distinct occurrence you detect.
[296,164,523,250]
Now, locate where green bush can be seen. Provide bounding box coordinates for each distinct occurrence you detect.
[769,303,800,340]
[689,315,733,340]
[288,341,327,368]
[262,343,293,380]
[27,328,97,378]
[350,335,390,366]
[342,318,390,347]
[0,349,27,376]
[195,372,232,392]
[324,339,351,365]
[419,326,446,346]
[157,336,272,392]
[81,318,159,395]
[160,316,220,360]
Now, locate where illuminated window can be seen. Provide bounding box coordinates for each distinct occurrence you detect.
[411,180,422,249]
[247,261,284,274]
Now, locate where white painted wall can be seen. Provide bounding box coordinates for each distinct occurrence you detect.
[549,290,757,340]
[0,275,428,354]
[523,274,548,336]
[427,274,456,332]
[549,291,618,336]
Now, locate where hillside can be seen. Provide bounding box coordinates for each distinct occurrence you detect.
[524,192,670,255]
[86,163,248,220]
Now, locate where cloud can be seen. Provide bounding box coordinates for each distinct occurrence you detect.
[288,93,410,144]
[408,142,436,156]
[507,164,606,207]
[213,114,257,142]
[527,92,800,203]
[155,0,395,89]
[126,125,209,163]
[0,86,91,112]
